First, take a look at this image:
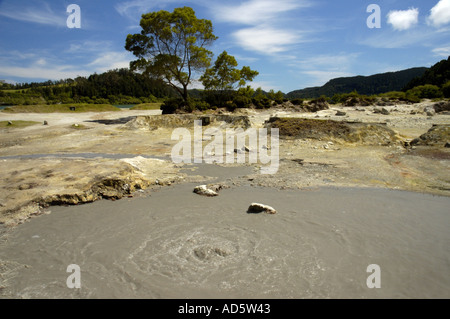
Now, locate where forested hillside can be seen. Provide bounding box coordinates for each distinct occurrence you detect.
[287,67,428,99]
[403,56,450,90]
[0,68,176,105]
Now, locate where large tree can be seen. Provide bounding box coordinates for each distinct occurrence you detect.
[200,50,259,94]
[125,7,217,105]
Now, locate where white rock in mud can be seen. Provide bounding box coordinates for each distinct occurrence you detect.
[247,203,277,214]
[193,185,218,197]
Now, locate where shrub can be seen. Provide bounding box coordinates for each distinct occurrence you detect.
[407,85,443,99]
[233,95,252,108]
[94,98,109,104]
[252,97,271,109]
[225,100,237,111]
[311,96,329,104]
[405,92,421,103]
[442,81,450,98]
[380,91,406,100]
[161,98,185,114]
[191,99,210,111]
[290,98,304,106]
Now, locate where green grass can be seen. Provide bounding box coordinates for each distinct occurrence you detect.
[1,88,31,93]
[0,120,40,128]
[2,103,121,113]
[129,103,162,110]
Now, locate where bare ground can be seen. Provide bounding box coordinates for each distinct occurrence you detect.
[0,102,449,226]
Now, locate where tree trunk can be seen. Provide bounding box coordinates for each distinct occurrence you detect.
[182,85,189,106]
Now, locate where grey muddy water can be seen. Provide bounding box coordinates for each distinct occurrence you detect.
[0,169,449,298]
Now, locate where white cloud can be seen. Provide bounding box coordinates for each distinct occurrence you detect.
[428,0,450,27]
[297,53,360,69]
[212,0,310,56]
[432,46,450,57]
[213,0,309,25]
[88,52,133,71]
[302,70,355,87]
[387,8,419,31]
[66,41,116,54]
[233,27,301,55]
[292,53,359,87]
[0,49,133,81]
[115,0,195,19]
[0,1,66,27]
[0,65,91,80]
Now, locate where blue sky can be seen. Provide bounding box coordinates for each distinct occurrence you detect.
[0,0,449,93]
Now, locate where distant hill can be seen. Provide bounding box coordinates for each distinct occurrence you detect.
[286,67,428,99]
[403,56,450,90]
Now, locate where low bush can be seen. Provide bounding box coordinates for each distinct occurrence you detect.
[233,95,252,108]
[406,85,443,99]
[290,98,304,106]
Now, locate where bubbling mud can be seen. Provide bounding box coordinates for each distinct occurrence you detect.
[0,183,449,299]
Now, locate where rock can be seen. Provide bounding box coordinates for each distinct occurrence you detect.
[433,101,450,113]
[247,203,277,214]
[374,108,390,115]
[193,185,218,197]
[412,125,450,146]
[336,111,346,116]
[424,106,436,117]
[208,184,225,192]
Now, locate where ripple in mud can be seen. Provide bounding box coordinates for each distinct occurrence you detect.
[127,226,254,286]
[193,246,232,261]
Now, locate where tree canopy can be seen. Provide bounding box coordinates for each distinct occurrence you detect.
[200,51,259,92]
[125,7,218,105]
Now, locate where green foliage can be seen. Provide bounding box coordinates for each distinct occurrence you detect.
[330,91,375,106]
[442,81,450,98]
[126,7,218,103]
[161,98,185,114]
[379,91,406,100]
[252,96,271,109]
[0,69,174,106]
[233,95,252,108]
[290,98,304,106]
[287,67,428,99]
[267,90,284,104]
[404,56,450,90]
[200,51,258,106]
[236,86,255,99]
[406,84,443,99]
